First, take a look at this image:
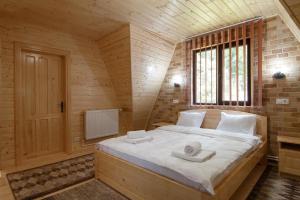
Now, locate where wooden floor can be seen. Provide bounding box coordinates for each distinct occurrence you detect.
[43,179,128,200]
[0,177,14,200]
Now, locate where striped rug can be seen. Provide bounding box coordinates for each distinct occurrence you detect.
[7,154,95,200]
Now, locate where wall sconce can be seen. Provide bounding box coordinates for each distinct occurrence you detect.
[273,71,286,80]
[172,75,183,88]
[147,65,155,73]
[174,83,180,88]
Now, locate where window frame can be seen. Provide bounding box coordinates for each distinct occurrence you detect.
[192,39,251,106]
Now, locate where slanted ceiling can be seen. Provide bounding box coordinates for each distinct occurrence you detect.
[98,25,175,130]
[0,0,278,43]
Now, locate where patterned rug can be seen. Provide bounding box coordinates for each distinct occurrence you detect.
[43,165,300,200]
[43,180,128,200]
[247,166,300,200]
[7,154,94,200]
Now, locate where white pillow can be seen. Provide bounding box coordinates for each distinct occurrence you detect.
[216,112,256,135]
[176,111,206,127]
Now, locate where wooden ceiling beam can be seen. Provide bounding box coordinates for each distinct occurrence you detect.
[276,0,300,42]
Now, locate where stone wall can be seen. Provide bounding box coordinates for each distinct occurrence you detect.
[148,16,300,156]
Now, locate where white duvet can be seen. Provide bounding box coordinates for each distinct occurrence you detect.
[97,125,261,195]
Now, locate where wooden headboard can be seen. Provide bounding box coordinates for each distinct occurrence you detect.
[183,109,267,141]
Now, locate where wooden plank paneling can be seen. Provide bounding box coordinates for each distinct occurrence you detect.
[0,19,118,168]
[0,0,278,42]
[98,25,133,133]
[130,25,175,130]
[98,25,175,131]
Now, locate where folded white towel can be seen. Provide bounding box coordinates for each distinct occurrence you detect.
[124,136,153,144]
[127,130,147,139]
[172,149,216,163]
[184,141,202,156]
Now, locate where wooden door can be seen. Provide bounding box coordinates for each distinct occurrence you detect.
[20,51,65,159]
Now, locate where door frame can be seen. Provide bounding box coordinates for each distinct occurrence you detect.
[14,42,72,165]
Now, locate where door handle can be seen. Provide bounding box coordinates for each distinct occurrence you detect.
[60,101,64,113]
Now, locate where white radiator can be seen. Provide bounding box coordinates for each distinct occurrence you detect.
[84,109,119,140]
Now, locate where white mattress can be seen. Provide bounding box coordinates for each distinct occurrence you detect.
[97,125,261,195]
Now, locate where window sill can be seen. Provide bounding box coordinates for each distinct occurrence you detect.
[190,104,264,110]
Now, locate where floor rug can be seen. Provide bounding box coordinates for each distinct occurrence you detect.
[43,165,300,200]
[43,179,128,200]
[7,154,94,200]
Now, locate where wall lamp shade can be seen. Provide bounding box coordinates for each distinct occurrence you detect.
[273,72,286,80]
[172,75,183,88]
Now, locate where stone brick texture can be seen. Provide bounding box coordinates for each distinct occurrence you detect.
[148,16,300,156]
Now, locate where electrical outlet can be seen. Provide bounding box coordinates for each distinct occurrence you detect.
[276,98,289,105]
[172,99,179,104]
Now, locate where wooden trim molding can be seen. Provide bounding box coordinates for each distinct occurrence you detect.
[257,19,263,107]
[14,42,72,165]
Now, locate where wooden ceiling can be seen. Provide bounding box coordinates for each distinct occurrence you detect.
[280,0,300,29]
[0,0,279,42]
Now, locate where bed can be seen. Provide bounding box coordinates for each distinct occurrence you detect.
[95,109,267,200]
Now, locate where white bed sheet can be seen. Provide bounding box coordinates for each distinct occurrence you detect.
[97,125,261,195]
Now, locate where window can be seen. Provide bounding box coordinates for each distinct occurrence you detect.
[193,39,250,105]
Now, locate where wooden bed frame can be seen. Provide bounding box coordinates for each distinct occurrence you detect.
[95,109,268,200]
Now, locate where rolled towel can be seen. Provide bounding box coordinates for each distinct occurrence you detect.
[184,141,202,156]
[124,136,153,144]
[127,130,147,139]
[172,149,216,163]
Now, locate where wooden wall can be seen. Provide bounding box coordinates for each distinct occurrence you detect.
[98,25,175,130]
[148,16,300,156]
[0,18,119,168]
[130,25,175,129]
[0,20,176,168]
[98,26,133,133]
